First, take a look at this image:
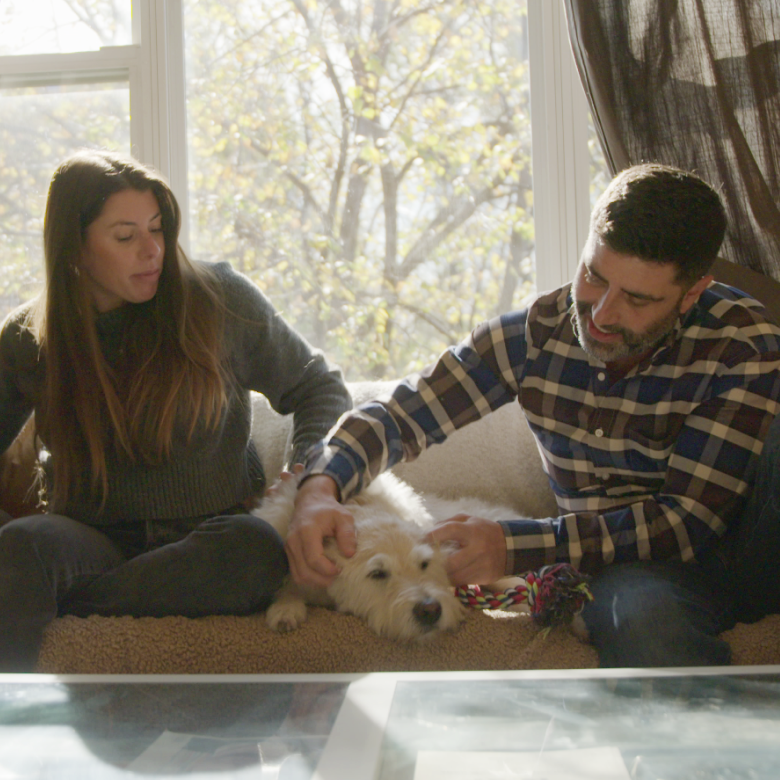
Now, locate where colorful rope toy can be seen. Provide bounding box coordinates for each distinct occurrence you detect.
[455,563,593,628]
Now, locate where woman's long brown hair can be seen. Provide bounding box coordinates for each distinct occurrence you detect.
[32,150,227,511]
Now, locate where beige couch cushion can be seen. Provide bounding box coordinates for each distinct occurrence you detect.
[251,381,559,519]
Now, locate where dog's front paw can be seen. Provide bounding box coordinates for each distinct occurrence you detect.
[266,596,308,633]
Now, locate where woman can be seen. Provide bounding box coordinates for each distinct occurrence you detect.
[0,150,352,671]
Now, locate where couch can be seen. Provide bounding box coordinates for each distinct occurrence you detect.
[30,380,780,673]
[3,262,780,673]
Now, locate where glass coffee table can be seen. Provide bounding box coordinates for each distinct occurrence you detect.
[2,666,780,778]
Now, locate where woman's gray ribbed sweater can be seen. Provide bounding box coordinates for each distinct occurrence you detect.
[0,261,351,525]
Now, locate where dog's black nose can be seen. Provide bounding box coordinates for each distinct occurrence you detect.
[413,598,442,627]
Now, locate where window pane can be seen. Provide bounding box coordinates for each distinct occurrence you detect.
[184,0,533,380]
[0,81,130,318]
[0,0,132,55]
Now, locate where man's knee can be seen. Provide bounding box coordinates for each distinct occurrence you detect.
[584,569,675,650]
[581,562,731,667]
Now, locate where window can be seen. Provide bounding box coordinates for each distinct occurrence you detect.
[0,0,607,380]
[0,0,189,318]
[0,2,133,54]
[0,0,136,314]
[0,1,136,313]
[0,75,130,312]
[185,0,540,378]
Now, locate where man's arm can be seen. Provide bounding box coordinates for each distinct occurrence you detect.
[423,372,780,587]
[303,311,530,502]
[286,311,532,585]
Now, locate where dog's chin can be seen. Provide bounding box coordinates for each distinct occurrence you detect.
[356,596,465,643]
[365,615,459,643]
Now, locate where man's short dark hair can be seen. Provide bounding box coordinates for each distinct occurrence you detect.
[590,163,727,286]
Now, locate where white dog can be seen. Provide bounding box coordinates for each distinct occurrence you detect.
[256,471,522,643]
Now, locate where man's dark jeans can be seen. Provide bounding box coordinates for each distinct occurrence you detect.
[582,413,780,668]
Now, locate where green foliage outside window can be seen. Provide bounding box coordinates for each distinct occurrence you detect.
[184,0,536,379]
[0,83,130,315]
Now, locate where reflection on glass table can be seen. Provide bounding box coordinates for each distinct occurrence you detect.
[0,677,347,779]
[376,670,780,780]
[3,669,780,780]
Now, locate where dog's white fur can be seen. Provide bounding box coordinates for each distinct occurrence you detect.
[256,472,522,643]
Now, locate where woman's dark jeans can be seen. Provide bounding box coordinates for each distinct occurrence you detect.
[0,511,287,671]
[583,413,780,668]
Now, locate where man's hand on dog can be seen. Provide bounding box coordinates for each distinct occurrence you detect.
[428,514,507,586]
[286,474,357,587]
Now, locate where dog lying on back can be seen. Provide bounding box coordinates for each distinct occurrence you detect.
[256,472,520,643]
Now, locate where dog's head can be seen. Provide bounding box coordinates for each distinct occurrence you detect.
[325,506,465,642]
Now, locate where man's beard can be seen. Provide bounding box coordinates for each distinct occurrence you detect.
[572,300,680,364]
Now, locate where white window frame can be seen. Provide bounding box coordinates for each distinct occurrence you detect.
[0,47,139,133]
[0,0,591,290]
[131,0,189,252]
[528,0,592,293]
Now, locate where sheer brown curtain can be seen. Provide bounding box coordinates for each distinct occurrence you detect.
[564,0,780,281]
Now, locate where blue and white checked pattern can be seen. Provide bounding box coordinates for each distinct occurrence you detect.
[305,283,780,575]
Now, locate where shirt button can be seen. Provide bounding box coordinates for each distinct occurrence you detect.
[595,428,604,437]
[597,372,606,382]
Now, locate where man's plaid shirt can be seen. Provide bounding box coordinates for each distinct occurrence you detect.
[305,283,780,575]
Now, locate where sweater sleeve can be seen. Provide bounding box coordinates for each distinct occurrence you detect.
[211,262,352,465]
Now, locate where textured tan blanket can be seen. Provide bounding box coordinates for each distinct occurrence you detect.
[36,609,780,675]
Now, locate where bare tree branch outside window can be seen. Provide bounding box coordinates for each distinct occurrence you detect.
[185,0,536,379]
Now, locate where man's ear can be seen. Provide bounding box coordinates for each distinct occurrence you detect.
[679,274,714,314]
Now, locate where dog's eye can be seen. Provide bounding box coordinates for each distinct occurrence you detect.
[369,569,389,580]
[420,560,430,571]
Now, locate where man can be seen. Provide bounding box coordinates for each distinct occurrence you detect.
[285,163,780,667]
